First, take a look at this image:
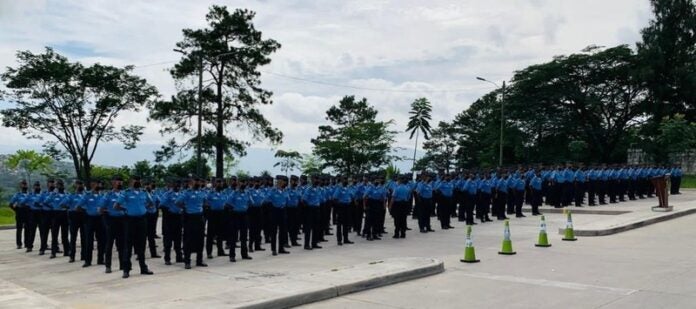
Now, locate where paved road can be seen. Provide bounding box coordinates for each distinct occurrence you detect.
[304,197,696,309]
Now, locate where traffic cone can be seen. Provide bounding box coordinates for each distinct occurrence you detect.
[562,208,577,241]
[460,225,480,263]
[498,220,516,255]
[535,215,552,247]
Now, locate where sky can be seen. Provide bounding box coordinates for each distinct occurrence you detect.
[0,0,653,174]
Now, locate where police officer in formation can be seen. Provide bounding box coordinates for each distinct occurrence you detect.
[7,165,678,278]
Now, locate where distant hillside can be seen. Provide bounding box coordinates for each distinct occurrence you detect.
[0,154,76,199]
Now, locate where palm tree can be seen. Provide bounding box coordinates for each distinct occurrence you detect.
[406,98,433,171]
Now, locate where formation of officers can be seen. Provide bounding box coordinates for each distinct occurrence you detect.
[7,164,682,279]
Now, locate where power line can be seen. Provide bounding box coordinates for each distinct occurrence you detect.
[132,60,178,69]
[130,59,483,93]
[260,70,483,93]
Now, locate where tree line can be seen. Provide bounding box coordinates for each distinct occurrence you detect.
[1,1,694,182]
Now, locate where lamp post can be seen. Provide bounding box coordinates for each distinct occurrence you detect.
[173,49,235,178]
[476,76,505,167]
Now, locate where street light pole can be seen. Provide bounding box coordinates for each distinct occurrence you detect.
[476,76,505,167]
[196,55,203,178]
[173,50,236,178]
[499,81,505,167]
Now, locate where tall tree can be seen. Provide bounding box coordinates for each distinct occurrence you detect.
[5,150,53,183]
[312,95,396,175]
[637,0,696,123]
[405,98,433,171]
[149,6,283,178]
[1,48,158,181]
[300,153,324,175]
[506,45,647,163]
[273,149,302,177]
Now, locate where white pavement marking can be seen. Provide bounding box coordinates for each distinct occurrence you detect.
[457,271,638,296]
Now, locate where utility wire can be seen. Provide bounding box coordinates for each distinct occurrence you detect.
[131,59,482,93]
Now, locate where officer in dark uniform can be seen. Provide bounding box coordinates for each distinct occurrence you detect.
[414,173,435,233]
[49,180,69,258]
[286,175,302,247]
[205,178,228,258]
[115,176,154,278]
[364,175,387,240]
[477,173,493,223]
[267,175,290,255]
[530,171,543,215]
[103,175,125,274]
[434,173,454,229]
[37,179,55,256]
[301,175,323,249]
[390,175,411,238]
[79,179,105,267]
[247,177,266,252]
[25,181,43,252]
[65,180,86,263]
[226,178,252,262]
[262,176,274,244]
[144,180,161,259]
[161,179,184,265]
[9,180,29,250]
[177,178,208,269]
[333,176,355,245]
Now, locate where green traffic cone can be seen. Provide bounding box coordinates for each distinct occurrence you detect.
[460,225,480,263]
[535,215,552,247]
[498,220,516,255]
[562,209,577,241]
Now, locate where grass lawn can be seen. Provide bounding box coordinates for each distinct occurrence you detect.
[681,175,696,189]
[0,206,15,226]
[0,206,14,225]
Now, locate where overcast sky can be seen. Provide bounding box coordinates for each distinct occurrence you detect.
[0,0,653,173]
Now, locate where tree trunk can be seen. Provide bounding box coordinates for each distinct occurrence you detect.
[83,161,92,184]
[412,130,419,171]
[70,153,81,182]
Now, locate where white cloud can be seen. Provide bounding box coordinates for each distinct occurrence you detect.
[0,0,653,169]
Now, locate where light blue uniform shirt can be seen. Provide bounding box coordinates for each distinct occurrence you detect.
[333,185,354,204]
[302,186,323,207]
[226,190,251,212]
[117,189,152,217]
[206,190,228,211]
[103,191,125,217]
[175,189,205,214]
[415,182,434,199]
[78,191,104,217]
[391,184,411,202]
[267,188,288,208]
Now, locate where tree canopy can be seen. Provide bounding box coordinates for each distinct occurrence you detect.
[1,48,159,181]
[311,95,396,175]
[149,5,282,178]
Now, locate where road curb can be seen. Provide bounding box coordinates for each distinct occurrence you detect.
[558,207,696,236]
[237,257,444,309]
[523,207,629,215]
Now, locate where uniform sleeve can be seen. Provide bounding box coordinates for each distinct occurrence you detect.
[116,193,127,206]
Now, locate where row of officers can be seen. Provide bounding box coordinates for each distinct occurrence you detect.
[8,164,682,279]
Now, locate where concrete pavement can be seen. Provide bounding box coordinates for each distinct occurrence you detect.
[0,192,694,308]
